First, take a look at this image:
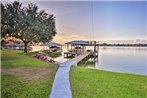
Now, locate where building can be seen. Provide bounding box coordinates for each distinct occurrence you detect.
[44,42,63,52]
[64,40,99,58]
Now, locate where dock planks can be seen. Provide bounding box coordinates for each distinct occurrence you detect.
[71,52,91,65]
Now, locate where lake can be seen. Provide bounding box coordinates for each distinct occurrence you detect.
[84,46,147,75]
[32,46,147,75]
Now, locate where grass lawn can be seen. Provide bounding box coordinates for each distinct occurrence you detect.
[70,66,147,98]
[1,50,52,67]
[42,50,62,58]
[1,49,58,98]
[47,52,62,58]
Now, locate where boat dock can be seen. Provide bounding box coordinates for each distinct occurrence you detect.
[64,40,99,58]
[70,52,91,65]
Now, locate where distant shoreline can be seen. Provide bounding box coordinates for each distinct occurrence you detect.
[98,44,147,47]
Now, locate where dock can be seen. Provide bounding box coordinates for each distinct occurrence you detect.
[70,52,91,65]
[64,40,99,58]
[64,51,98,66]
[64,52,77,58]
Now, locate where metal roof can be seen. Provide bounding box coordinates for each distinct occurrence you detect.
[45,42,63,47]
[4,43,31,46]
[65,40,87,45]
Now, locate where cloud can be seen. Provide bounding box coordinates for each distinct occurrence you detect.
[53,32,90,44]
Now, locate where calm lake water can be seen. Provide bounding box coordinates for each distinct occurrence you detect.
[85,46,147,75]
[59,46,146,75]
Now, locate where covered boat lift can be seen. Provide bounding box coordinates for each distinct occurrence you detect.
[64,40,99,58]
[44,42,63,52]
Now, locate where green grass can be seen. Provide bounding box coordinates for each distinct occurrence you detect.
[78,61,95,67]
[1,50,51,67]
[48,52,62,58]
[1,49,58,98]
[27,51,39,56]
[42,50,62,58]
[2,73,56,98]
[70,66,147,98]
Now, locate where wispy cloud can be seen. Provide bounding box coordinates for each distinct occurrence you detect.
[53,33,90,44]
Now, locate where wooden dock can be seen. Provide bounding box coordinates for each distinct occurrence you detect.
[64,52,77,58]
[70,52,92,65]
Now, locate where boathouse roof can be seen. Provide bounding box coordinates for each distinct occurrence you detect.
[45,42,63,47]
[65,40,88,45]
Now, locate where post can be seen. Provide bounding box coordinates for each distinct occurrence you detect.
[71,45,72,51]
[82,45,84,53]
[94,45,96,52]
[80,45,82,53]
[67,44,69,52]
[97,45,99,54]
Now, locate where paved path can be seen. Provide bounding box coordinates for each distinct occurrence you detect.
[49,60,76,98]
[49,52,91,98]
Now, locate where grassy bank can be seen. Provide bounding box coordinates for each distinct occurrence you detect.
[47,52,62,58]
[1,50,52,67]
[70,66,147,98]
[1,50,58,98]
[42,50,62,58]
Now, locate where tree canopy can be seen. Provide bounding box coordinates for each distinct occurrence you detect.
[1,1,57,53]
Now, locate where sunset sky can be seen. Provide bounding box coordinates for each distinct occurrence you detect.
[2,0,147,44]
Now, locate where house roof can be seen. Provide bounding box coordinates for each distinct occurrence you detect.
[65,40,88,45]
[45,42,63,47]
[4,43,30,46]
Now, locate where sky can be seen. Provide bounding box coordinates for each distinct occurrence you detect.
[2,0,147,44]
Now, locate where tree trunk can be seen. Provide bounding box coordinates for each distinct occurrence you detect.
[24,42,28,54]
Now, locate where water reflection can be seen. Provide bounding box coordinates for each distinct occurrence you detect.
[86,46,147,75]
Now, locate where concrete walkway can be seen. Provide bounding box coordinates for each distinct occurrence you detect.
[49,60,76,98]
[49,53,91,98]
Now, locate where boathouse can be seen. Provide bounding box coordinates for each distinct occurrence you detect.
[64,40,99,58]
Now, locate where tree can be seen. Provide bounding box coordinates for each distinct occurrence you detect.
[1,1,57,53]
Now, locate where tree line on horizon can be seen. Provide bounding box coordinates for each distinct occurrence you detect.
[99,43,147,47]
